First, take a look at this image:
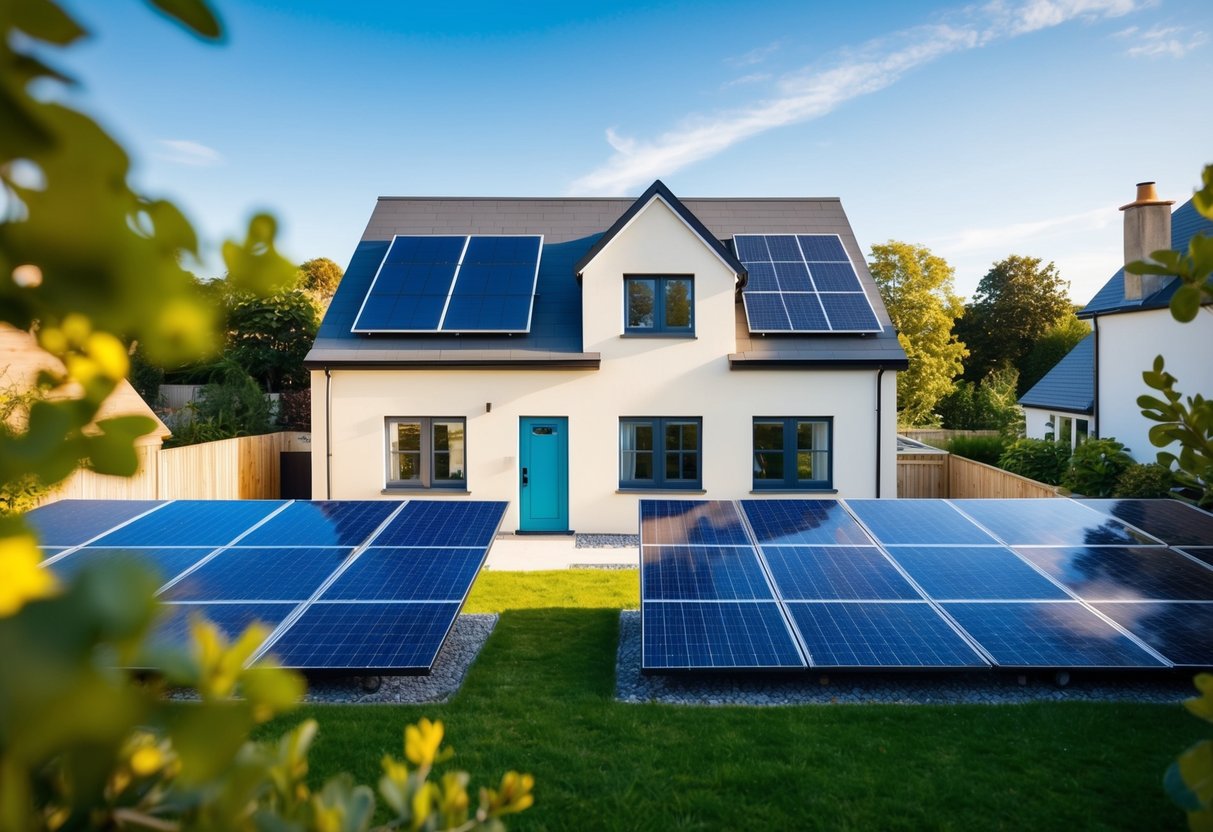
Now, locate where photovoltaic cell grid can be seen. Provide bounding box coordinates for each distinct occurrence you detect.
[643,601,805,669]
[642,546,774,601]
[1092,602,1213,667]
[28,499,506,675]
[1079,499,1213,547]
[786,602,988,668]
[884,546,1070,601]
[1016,547,1213,601]
[845,499,997,546]
[741,499,872,546]
[640,500,751,546]
[734,234,882,333]
[350,234,542,334]
[950,499,1162,547]
[761,546,919,601]
[26,499,163,546]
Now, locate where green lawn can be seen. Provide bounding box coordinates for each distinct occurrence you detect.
[270,571,1199,831]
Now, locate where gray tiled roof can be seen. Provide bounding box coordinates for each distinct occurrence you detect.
[306,185,907,369]
[1018,332,1094,414]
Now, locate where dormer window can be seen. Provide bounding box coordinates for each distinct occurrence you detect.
[624,275,694,336]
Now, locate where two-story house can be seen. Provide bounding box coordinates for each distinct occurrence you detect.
[305,181,907,533]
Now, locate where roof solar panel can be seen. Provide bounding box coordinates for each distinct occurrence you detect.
[818,293,882,332]
[773,261,812,292]
[149,602,294,652]
[268,601,460,672]
[744,261,779,291]
[741,292,792,331]
[733,235,770,261]
[1092,602,1213,667]
[93,500,286,547]
[25,499,164,546]
[640,500,751,547]
[1016,546,1213,601]
[1079,499,1213,547]
[1183,548,1213,568]
[641,546,773,601]
[783,293,830,330]
[796,234,848,261]
[885,546,1070,601]
[950,499,1161,547]
[351,235,465,333]
[440,235,542,333]
[760,546,919,601]
[239,500,398,547]
[807,262,862,292]
[845,499,997,546]
[941,601,1166,668]
[374,501,507,547]
[160,547,352,602]
[48,547,214,584]
[642,601,805,670]
[322,547,487,601]
[741,500,872,546]
[786,602,989,668]
[765,234,802,260]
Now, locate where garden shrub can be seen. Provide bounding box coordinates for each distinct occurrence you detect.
[946,434,1010,465]
[278,388,312,431]
[1113,462,1174,499]
[997,439,1071,485]
[1062,438,1134,497]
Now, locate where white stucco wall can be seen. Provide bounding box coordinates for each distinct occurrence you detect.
[1096,306,1213,462]
[313,197,899,532]
[1023,407,1052,440]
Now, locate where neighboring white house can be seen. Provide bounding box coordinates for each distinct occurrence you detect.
[305,181,907,533]
[1020,181,1213,462]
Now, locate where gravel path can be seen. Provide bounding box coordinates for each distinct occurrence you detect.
[575,534,639,549]
[614,611,1193,706]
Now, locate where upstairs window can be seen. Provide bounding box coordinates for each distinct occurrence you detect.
[620,417,702,489]
[386,417,466,489]
[753,417,832,490]
[624,276,694,335]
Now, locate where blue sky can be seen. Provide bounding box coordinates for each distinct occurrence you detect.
[56,0,1211,303]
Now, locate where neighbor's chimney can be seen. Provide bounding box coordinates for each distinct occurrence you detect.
[1120,181,1175,301]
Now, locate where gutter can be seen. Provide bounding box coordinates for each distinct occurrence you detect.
[325,366,332,499]
[875,369,885,498]
[1092,315,1100,439]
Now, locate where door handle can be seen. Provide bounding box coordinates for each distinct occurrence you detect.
[521,467,529,486]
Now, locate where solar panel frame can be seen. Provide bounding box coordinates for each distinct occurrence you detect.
[351,235,468,333]
[641,546,776,601]
[641,600,807,671]
[439,234,544,334]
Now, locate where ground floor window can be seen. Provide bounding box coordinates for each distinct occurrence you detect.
[619,417,702,489]
[386,417,466,488]
[753,417,832,489]
[1045,414,1090,450]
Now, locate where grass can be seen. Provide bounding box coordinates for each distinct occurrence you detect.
[266,570,1200,831]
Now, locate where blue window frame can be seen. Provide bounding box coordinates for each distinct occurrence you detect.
[620,417,702,489]
[624,276,694,335]
[752,417,832,490]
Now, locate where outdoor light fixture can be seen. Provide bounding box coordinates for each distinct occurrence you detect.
[486,402,492,413]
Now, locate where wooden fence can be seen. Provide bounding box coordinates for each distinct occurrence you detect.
[898,452,1059,499]
[44,432,300,503]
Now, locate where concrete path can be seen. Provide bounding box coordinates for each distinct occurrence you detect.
[484,534,637,571]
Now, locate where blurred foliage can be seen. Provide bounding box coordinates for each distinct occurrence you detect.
[954,255,1072,383]
[945,433,1010,466]
[1113,462,1173,499]
[868,241,967,427]
[1016,313,1090,397]
[996,438,1071,486]
[1061,437,1133,497]
[127,343,165,407]
[0,384,53,514]
[1165,674,1213,830]
[279,388,312,431]
[937,367,1023,435]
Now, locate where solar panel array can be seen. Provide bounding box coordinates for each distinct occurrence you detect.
[34,498,506,674]
[733,234,883,334]
[641,497,1213,672]
[351,234,543,334]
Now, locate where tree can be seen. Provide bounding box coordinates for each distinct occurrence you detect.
[956,255,1072,381]
[868,241,967,426]
[1016,312,1090,396]
[298,256,343,310]
[225,289,318,392]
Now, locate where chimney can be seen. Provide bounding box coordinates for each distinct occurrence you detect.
[1120,181,1175,301]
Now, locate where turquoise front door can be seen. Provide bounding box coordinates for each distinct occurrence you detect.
[519,417,569,532]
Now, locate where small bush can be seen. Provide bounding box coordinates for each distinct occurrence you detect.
[947,434,1010,465]
[1114,462,1174,499]
[998,439,1071,485]
[1063,438,1134,497]
[164,363,272,447]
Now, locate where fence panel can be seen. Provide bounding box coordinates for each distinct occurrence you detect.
[896,453,950,498]
[948,455,1060,499]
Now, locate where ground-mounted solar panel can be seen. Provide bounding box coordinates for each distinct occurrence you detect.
[93,500,287,548]
[1016,546,1213,601]
[441,235,542,333]
[734,233,883,334]
[641,546,774,601]
[238,500,399,547]
[373,500,507,547]
[640,500,750,547]
[741,499,872,546]
[160,547,353,602]
[26,499,164,546]
[148,602,295,653]
[785,602,989,669]
[351,235,466,332]
[48,547,214,585]
[760,546,919,601]
[268,601,462,673]
[1183,548,1213,568]
[1079,499,1213,547]
[1092,602,1213,667]
[322,547,489,601]
[940,602,1167,668]
[884,546,1070,601]
[950,499,1161,547]
[845,499,997,546]
[642,601,806,670]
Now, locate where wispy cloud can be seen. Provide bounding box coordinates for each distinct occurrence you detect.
[570,0,1145,194]
[1119,24,1208,58]
[927,204,1117,255]
[156,139,225,167]
[720,72,772,90]
[726,41,781,67]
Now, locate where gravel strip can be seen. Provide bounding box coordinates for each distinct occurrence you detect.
[615,611,1192,706]
[166,614,497,705]
[575,534,639,549]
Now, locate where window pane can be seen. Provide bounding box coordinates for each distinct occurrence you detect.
[754,451,784,480]
[754,422,784,450]
[397,452,421,481]
[632,452,653,480]
[666,452,681,480]
[665,279,692,327]
[627,279,656,328]
[433,421,465,481]
[635,424,653,451]
[681,452,698,481]
[797,420,828,451]
[395,422,421,452]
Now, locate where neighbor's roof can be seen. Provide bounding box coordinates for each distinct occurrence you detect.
[1017,332,1094,415]
[1079,198,1213,318]
[305,183,907,370]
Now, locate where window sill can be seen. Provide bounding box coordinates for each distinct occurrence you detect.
[616,488,707,494]
[620,333,697,339]
[749,488,838,494]
[381,488,471,495]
